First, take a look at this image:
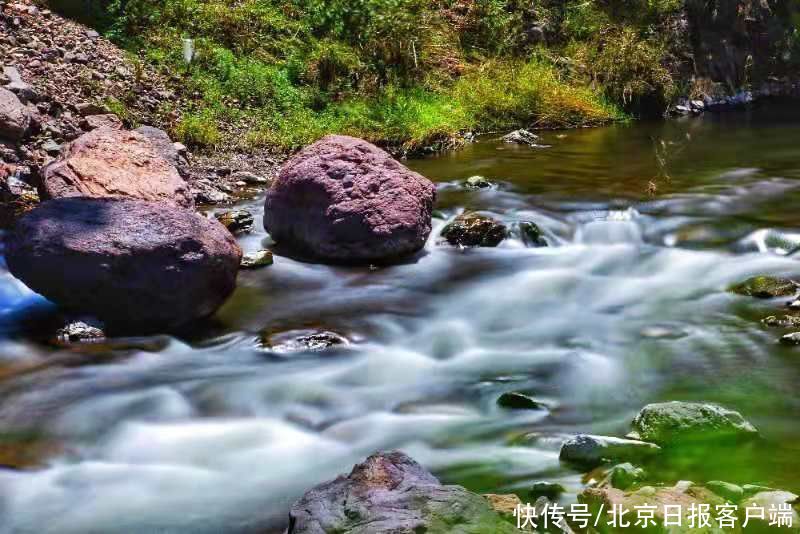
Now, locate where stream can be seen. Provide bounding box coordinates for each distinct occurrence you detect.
[1,104,800,532]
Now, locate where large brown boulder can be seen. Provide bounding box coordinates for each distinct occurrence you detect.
[40,127,194,208]
[288,451,522,533]
[264,135,436,263]
[6,197,241,331]
[0,87,31,141]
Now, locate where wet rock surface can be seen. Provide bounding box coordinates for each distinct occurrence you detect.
[215,209,254,235]
[287,451,522,533]
[240,249,274,269]
[516,221,548,247]
[560,434,661,468]
[502,129,540,146]
[728,276,797,298]
[40,127,194,208]
[441,212,508,247]
[762,315,800,328]
[629,401,759,446]
[497,391,547,410]
[54,317,106,345]
[5,197,241,331]
[779,332,800,346]
[264,135,436,263]
[262,329,349,354]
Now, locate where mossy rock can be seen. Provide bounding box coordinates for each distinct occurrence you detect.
[728,276,797,298]
[628,402,759,447]
[442,212,508,247]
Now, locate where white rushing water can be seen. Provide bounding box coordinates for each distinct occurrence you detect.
[1,169,799,532]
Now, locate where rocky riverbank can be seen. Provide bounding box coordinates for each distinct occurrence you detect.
[0,0,283,224]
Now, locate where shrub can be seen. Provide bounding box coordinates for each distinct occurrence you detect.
[566,26,676,115]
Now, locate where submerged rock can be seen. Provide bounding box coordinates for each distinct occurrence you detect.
[779,332,800,346]
[240,249,274,269]
[287,451,522,533]
[728,276,797,299]
[762,315,800,328]
[517,221,548,247]
[502,129,540,146]
[559,434,661,468]
[262,329,349,354]
[40,127,194,208]
[580,482,727,533]
[6,198,241,332]
[497,391,547,410]
[629,402,759,446]
[441,212,508,247]
[55,317,106,345]
[464,175,494,189]
[215,209,254,235]
[264,135,436,263]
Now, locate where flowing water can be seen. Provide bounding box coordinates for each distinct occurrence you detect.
[1,104,800,532]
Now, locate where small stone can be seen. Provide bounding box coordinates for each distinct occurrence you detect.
[762,315,800,328]
[240,249,273,269]
[502,129,540,146]
[262,329,349,354]
[497,391,546,410]
[441,212,507,247]
[215,209,254,235]
[464,175,493,189]
[231,170,269,185]
[609,463,646,490]
[0,87,32,140]
[728,276,797,298]
[85,30,100,39]
[780,332,800,346]
[530,481,566,500]
[706,481,744,502]
[55,318,106,344]
[518,221,548,247]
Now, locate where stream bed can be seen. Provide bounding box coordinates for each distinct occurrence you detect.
[1,104,800,532]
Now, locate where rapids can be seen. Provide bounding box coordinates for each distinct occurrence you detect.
[1,105,799,532]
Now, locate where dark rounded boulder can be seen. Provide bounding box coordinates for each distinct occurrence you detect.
[264,135,436,263]
[6,197,241,331]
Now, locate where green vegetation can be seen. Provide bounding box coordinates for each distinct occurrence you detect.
[52,0,797,152]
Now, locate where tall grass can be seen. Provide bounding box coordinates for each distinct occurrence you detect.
[67,0,669,151]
